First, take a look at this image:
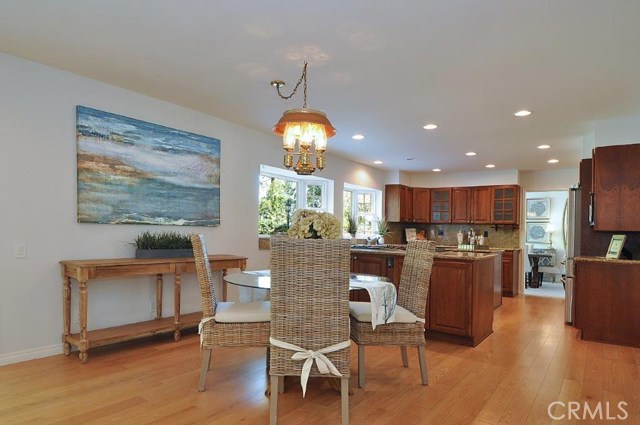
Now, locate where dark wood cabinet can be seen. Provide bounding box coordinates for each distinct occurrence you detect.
[412,188,430,223]
[574,259,640,348]
[385,184,413,222]
[350,252,403,301]
[430,188,452,223]
[592,144,640,231]
[470,186,492,224]
[491,185,520,225]
[426,256,494,346]
[451,187,471,223]
[501,249,520,297]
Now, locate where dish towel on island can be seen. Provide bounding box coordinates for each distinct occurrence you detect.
[351,280,397,329]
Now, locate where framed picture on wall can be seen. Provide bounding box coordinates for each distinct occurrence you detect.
[526,198,550,220]
[526,222,551,244]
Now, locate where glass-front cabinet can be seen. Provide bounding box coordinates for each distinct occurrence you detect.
[430,188,452,223]
[491,185,520,225]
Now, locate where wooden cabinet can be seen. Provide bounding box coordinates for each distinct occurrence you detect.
[412,188,430,223]
[491,185,520,225]
[426,256,494,346]
[470,186,492,224]
[430,188,452,223]
[592,144,640,231]
[385,184,413,222]
[501,249,520,297]
[574,259,640,347]
[451,187,471,223]
[350,252,403,301]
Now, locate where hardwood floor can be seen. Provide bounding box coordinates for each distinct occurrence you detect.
[2,295,638,424]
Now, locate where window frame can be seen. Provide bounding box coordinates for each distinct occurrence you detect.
[343,183,382,237]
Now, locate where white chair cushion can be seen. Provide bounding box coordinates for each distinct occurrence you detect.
[215,301,270,323]
[349,301,419,324]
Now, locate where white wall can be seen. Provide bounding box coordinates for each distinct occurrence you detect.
[408,169,519,187]
[0,52,387,364]
[593,114,640,147]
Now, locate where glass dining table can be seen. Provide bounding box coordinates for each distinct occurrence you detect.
[224,270,397,329]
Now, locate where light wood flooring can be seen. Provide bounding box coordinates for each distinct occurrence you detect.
[2,294,639,424]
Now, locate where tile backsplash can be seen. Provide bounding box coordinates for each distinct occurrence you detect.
[386,222,520,249]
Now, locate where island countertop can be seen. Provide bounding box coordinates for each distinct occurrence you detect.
[350,245,498,261]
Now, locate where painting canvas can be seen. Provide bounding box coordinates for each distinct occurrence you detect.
[76,106,220,226]
[526,198,550,220]
[526,222,551,244]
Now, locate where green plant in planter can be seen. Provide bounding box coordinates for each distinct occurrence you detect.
[377,216,391,240]
[345,212,358,236]
[132,231,193,249]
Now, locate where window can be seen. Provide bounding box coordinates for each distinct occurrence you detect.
[343,183,382,236]
[259,165,333,235]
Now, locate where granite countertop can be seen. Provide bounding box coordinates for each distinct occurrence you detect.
[575,256,640,265]
[350,245,497,261]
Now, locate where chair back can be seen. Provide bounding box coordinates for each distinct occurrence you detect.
[397,240,436,319]
[191,234,217,317]
[269,236,351,378]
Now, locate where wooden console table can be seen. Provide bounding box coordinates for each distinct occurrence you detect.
[60,255,247,363]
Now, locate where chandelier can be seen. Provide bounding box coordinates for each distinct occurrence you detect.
[271,61,336,175]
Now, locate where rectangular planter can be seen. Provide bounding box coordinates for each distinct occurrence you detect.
[135,249,194,259]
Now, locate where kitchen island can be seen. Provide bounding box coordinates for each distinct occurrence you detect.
[351,246,496,346]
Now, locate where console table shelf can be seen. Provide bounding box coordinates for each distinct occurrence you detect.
[60,255,246,363]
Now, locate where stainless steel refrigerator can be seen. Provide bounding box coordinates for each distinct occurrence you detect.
[564,185,581,324]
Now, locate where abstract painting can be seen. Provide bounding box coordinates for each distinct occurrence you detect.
[76,106,220,226]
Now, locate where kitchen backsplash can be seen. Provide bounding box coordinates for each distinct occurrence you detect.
[386,222,520,248]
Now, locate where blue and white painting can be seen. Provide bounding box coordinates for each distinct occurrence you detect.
[76,106,220,226]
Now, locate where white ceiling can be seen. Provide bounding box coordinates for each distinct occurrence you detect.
[2,0,640,173]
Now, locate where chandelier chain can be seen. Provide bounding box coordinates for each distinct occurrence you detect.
[275,61,308,109]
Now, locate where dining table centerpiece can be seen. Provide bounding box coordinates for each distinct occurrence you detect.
[288,209,342,239]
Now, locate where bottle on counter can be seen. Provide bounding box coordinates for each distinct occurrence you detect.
[457,230,464,246]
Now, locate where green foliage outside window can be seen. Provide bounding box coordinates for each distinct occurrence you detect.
[258,176,296,234]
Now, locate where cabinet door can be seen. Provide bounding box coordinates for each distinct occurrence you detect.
[428,260,472,336]
[470,186,491,224]
[351,253,388,302]
[385,184,413,222]
[501,250,519,297]
[451,187,471,223]
[593,144,640,231]
[430,188,452,223]
[491,185,520,224]
[412,188,430,223]
[390,256,404,289]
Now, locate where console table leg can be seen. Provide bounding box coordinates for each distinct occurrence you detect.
[155,274,163,320]
[174,273,181,341]
[79,279,89,363]
[222,269,228,301]
[62,271,71,356]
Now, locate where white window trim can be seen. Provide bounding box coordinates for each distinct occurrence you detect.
[260,164,334,213]
[344,183,382,236]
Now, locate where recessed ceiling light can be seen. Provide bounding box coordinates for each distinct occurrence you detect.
[373,160,383,164]
[514,110,532,117]
[485,164,495,168]
[406,157,415,161]
[432,168,441,172]
[352,134,365,140]
[465,152,477,156]
[423,124,438,130]
[537,144,551,149]
[548,159,559,164]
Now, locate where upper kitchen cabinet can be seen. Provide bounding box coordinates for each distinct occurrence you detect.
[452,186,491,224]
[412,188,431,223]
[592,144,640,231]
[430,188,452,223]
[451,187,471,223]
[385,184,413,222]
[491,185,520,225]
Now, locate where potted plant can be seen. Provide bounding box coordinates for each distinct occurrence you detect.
[131,231,194,258]
[376,216,391,245]
[345,212,358,238]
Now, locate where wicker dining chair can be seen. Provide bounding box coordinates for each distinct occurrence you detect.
[191,234,271,392]
[269,236,352,425]
[349,239,436,388]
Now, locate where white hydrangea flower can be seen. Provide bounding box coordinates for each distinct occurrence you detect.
[288,209,341,239]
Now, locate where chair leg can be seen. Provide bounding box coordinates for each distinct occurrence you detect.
[270,375,279,425]
[198,349,212,392]
[400,346,408,367]
[266,346,270,369]
[417,345,429,386]
[341,377,349,425]
[358,345,365,388]
[278,376,284,394]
